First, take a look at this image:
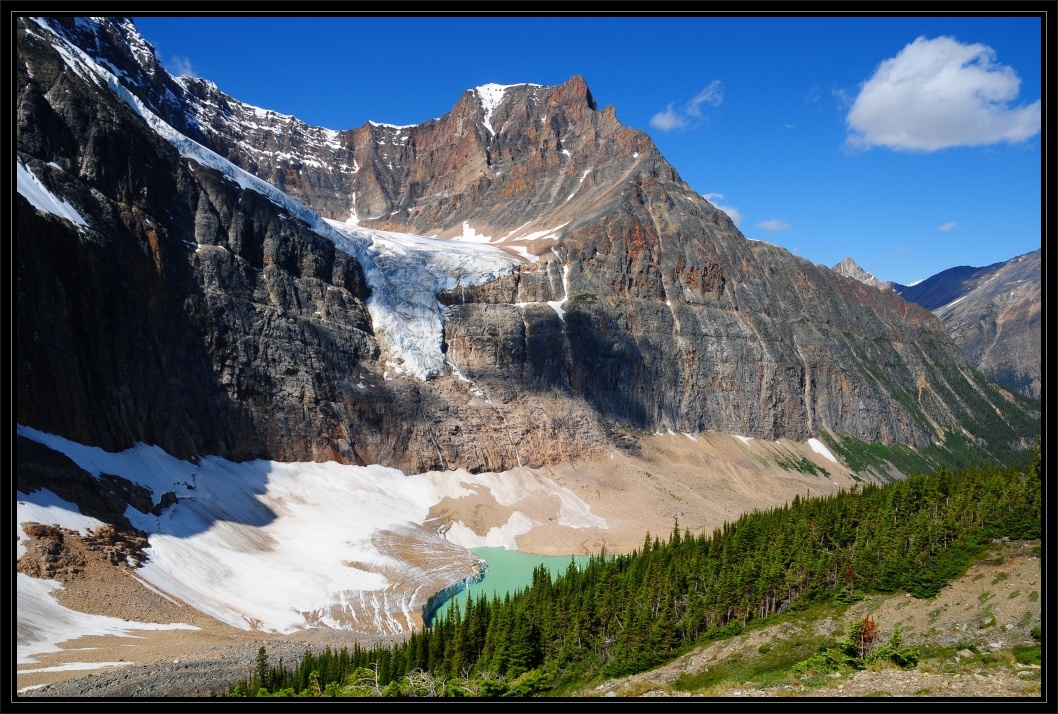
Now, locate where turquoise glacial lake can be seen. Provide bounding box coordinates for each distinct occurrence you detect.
[428,547,597,624]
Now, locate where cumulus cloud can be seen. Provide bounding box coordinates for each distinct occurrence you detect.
[702,192,743,226]
[166,55,197,78]
[651,81,723,132]
[938,221,957,231]
[757,219,791,233]
[846,36,1040,151]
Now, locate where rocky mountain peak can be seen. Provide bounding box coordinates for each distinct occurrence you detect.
[462,76,597,135]
[43,16,158,78]
[532,73,599,116]
[832,257,894,290]
[334,73,657,252]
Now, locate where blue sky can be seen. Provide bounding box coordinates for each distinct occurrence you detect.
[131,14,1043,286]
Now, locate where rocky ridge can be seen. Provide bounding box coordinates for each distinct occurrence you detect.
[832,251,1042,400]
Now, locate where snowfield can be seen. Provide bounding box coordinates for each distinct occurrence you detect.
[16,425,606,660]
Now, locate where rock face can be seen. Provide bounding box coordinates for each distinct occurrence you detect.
[16,16,1038,478]
[895,250,1042,400]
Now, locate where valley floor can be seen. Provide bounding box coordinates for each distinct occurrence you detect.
[19,433,1039,699]
[19,540,1042,699]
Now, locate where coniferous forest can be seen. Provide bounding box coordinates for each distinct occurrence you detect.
[231,444,1041,698]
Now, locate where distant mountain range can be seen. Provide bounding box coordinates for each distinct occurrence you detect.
[833,251,1041,400]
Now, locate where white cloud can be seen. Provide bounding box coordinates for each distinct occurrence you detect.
[757,219,791,233]
[167,55,197,78]
[938,221,957,231]
[833,87,854,111]
[651,105,685,131]
[702,192,743,226]
[846,36,1041,151]
[651,80,723,132]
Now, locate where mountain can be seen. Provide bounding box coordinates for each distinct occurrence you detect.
[831,257,894,291]
[15,16,1040,665]
[894,250,1042,400]
[17,17,1036,473]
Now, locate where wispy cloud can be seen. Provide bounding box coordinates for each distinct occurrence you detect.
[702,192,743,227]
[846,36,1040,151]
[833,87,854,112]
[937,221,957,231]
[166,55,197,78]
[650,81,723,132]
[757,219,791,233]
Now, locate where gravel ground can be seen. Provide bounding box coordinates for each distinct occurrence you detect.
[17,628,410,698]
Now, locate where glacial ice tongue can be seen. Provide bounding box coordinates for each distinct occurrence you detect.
[326,223,519,380]
[34,16,519,382]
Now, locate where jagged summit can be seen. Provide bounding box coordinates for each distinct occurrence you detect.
[472,82,540,136]
[831,257,894,290]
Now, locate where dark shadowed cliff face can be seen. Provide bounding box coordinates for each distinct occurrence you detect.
[16,17,1038,473]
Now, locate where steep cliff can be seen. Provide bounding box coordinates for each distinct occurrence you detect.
[16,16,1038,477]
